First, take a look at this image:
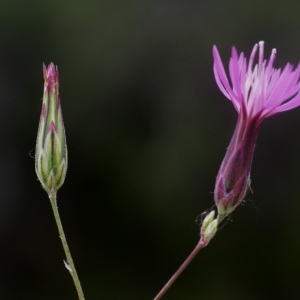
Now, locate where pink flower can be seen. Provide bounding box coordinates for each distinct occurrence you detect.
[213,41,300,218]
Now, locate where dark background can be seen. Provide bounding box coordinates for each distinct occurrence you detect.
[1,0,300,299]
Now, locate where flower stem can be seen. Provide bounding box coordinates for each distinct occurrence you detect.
[153,239,206,300]
[49,192,85,300]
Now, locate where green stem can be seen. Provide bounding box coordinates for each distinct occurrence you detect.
[49,192,85,300]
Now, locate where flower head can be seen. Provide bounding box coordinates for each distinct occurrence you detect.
[35,63,67,196]
[213,41,300,123]
[213,42,300,217]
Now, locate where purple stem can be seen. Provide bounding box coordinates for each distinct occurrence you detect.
[153,239,207,300]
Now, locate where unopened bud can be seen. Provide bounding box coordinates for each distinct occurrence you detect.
[35,63,67,195]
[200,211,215,234]
[200,211,218,243]
[203,219,218,241]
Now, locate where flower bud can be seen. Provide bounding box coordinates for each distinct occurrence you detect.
[203,219,218,241]
[200,210,215,234]
[35,63,67,195]
[200,211,218,245]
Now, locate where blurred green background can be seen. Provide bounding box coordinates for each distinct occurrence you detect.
[1,0,300,299]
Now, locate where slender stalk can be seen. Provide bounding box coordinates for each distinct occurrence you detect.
[49,192,85,300]
[153,239,206,300]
